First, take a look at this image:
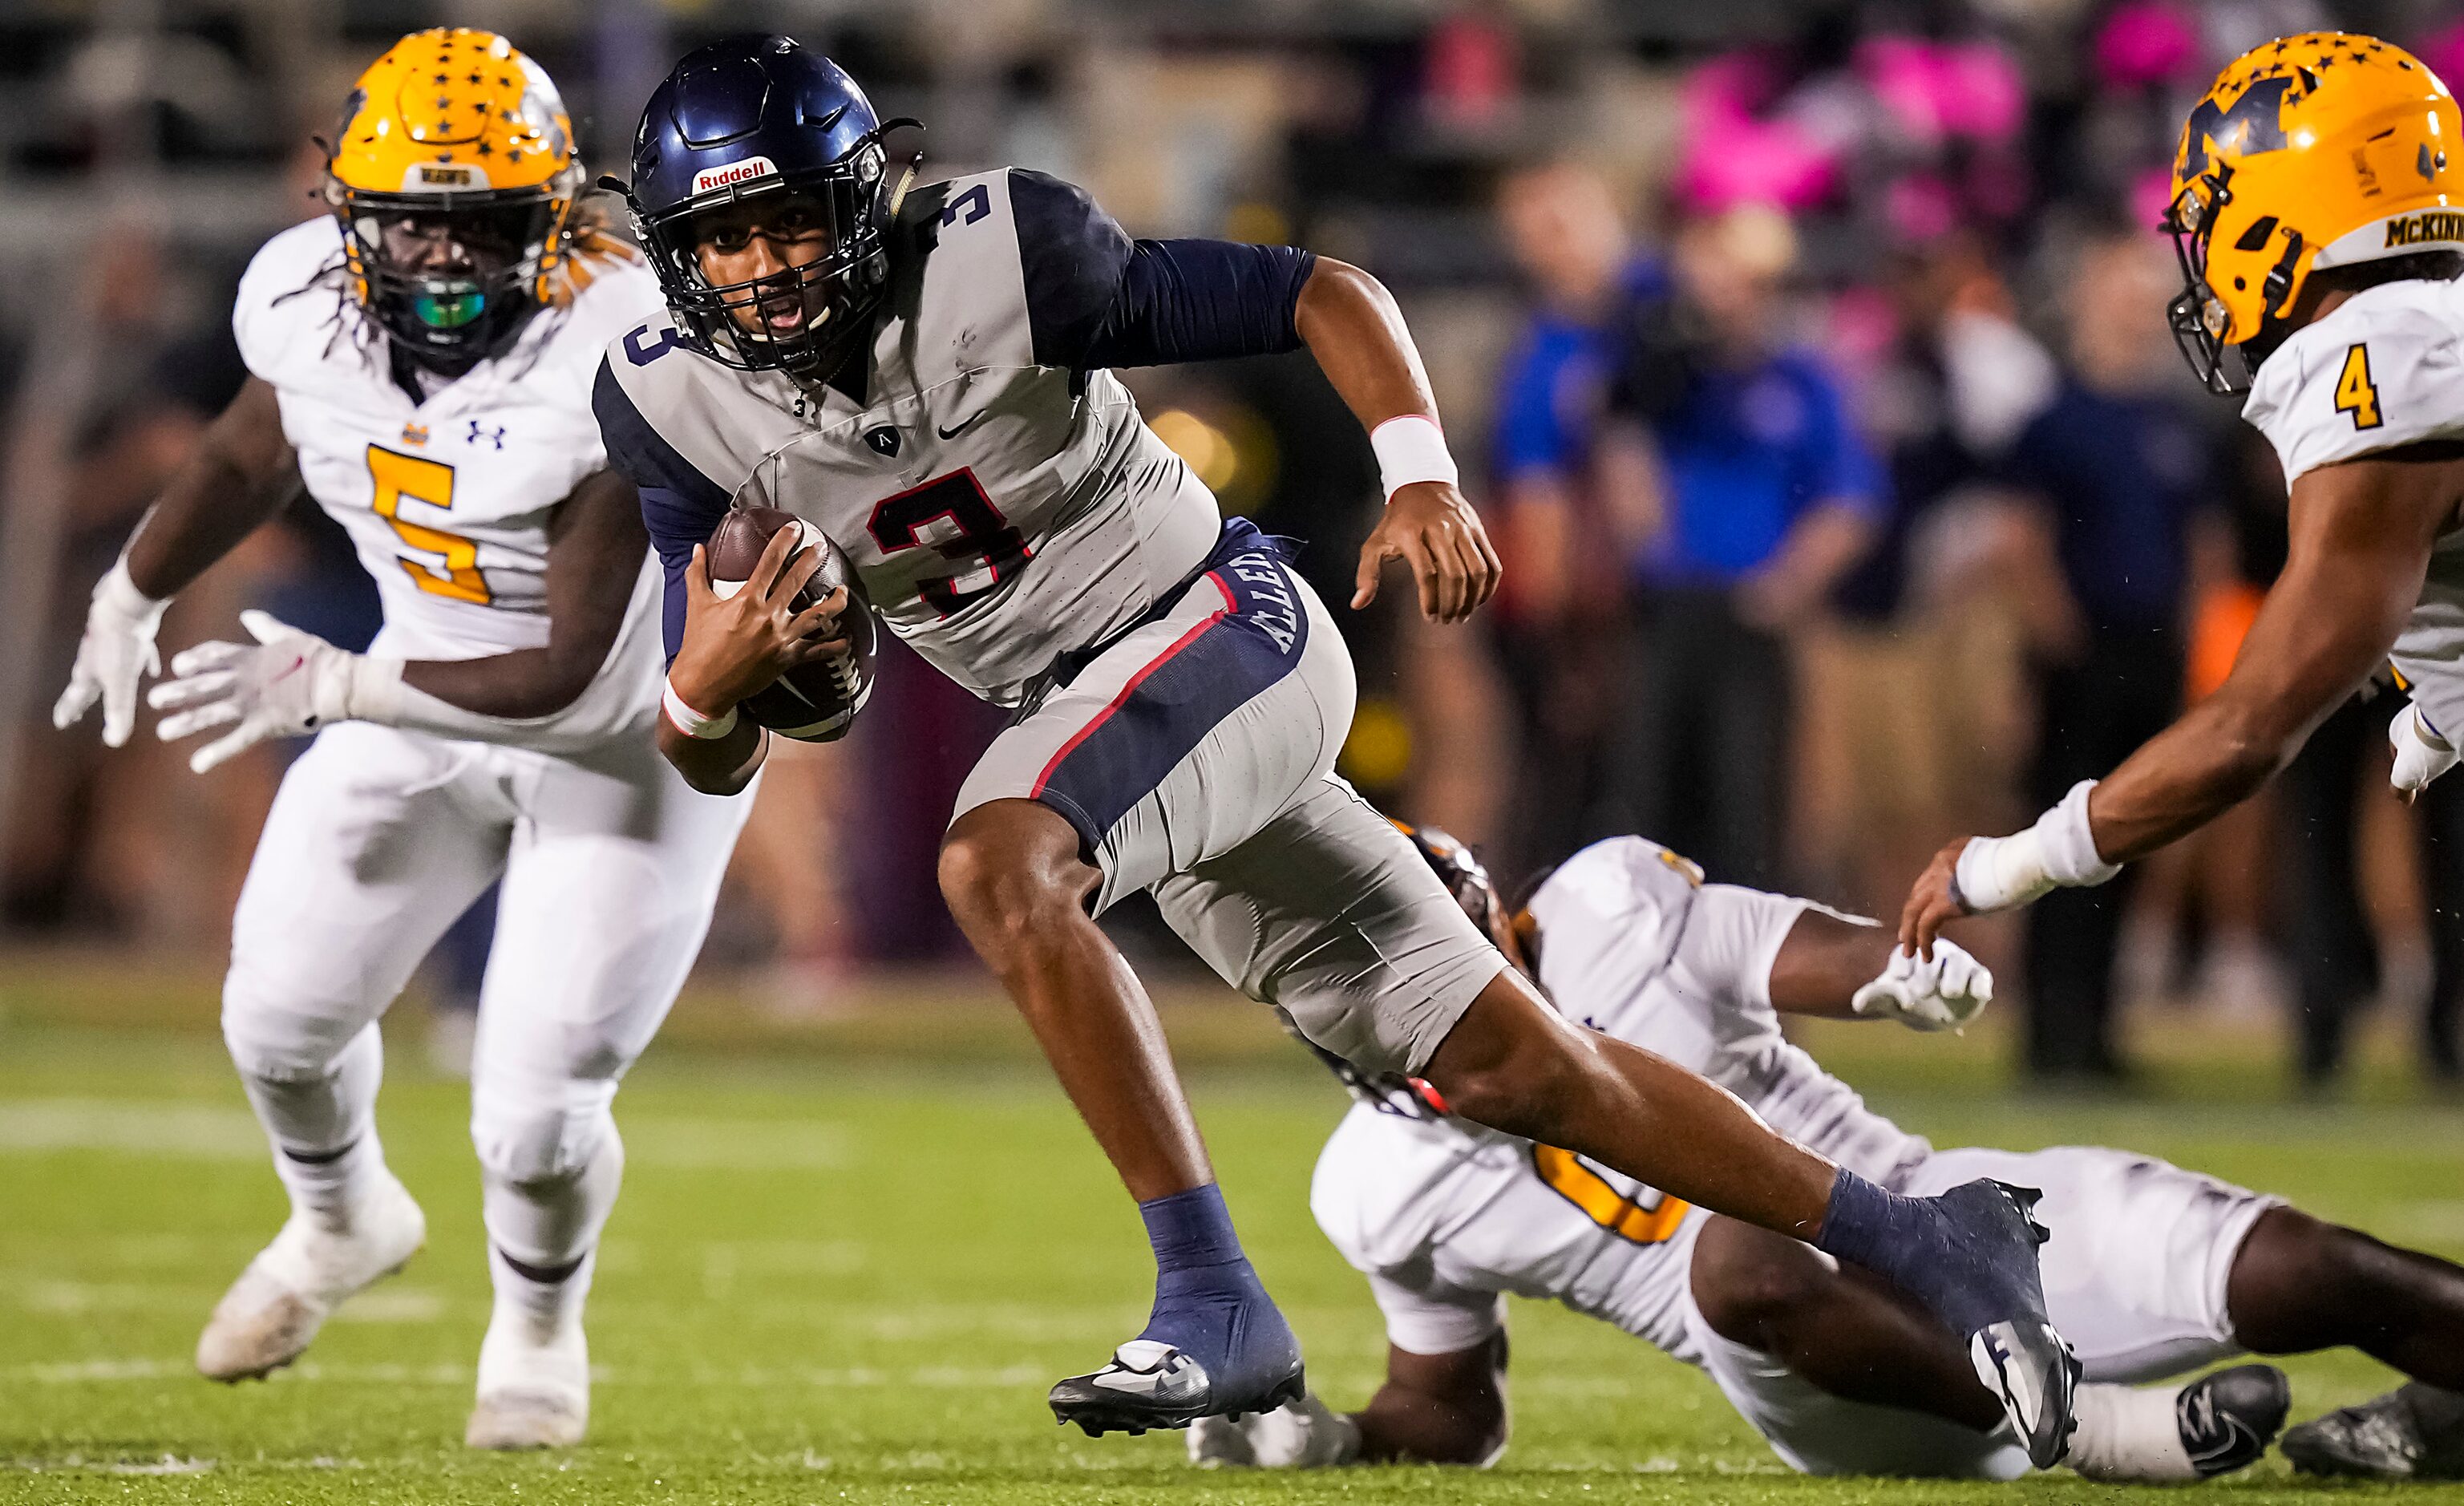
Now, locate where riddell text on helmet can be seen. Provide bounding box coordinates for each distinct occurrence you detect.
[691,156,779,195]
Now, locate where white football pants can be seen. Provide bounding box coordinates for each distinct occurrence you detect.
[219,719,751,1268]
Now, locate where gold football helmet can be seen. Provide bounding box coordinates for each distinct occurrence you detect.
[2167,32,2462,391]
[324,29,585,364]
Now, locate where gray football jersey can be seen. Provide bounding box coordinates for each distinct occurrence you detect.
[597,170,1224,705]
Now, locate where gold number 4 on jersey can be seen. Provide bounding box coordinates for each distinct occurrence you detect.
[367,445,492,605]
[2337,342,2385,431]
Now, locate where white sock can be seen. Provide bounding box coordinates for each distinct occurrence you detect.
[2068,1382,2195,1481]
[237,1024,386,1232]
[479,1119,624,1269]
[486,1243,594,1346]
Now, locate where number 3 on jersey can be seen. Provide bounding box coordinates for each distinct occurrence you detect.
[2337,342,2384,431]
[367,445,492,605]
[868,468,1033,617]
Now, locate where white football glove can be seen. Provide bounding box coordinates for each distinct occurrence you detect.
[2391,702,2458,803]
[1851,938,1993,1033]
[147,610,387,774]
[51,559,167,747]
[1187,1392,1361,1469]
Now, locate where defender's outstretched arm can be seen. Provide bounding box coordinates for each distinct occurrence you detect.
[1903,447,2461,954]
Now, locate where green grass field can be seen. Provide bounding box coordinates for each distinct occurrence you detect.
[9,957,2464,1503]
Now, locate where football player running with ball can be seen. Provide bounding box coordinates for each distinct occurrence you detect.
[1898,33,2464,1480]
[597,34,2076,1458]
[51,31,751,1448]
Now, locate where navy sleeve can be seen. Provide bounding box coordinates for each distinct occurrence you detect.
[592,358,732,665]
[1008,168,1317,371]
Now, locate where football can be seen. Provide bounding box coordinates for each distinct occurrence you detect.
[704,505,877,742]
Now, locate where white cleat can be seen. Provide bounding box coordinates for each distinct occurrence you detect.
[196,1172,425,1383]
[466,1311,589,1450]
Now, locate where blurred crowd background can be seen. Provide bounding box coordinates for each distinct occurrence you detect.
[8,0,2464,1091]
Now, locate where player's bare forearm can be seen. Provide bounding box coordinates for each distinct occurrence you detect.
[1296,258,1440,436]
[121,377,297,599]
[401,468,648,718]
[2089,453,2452,863]
[1766,909,1898,1019]
[657,714,768,796]
[1297,259,1502,621]
[1352,1336,1507,1465]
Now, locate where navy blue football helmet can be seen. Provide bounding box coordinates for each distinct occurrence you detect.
[616,34,916,379]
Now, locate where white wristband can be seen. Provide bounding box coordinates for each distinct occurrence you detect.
[97,557,166,621]
[339,655,407,726]
[1952,779,2119,913]
[662,678,739,740]
[2035,779,2119,886]
[1369,414,1458,502]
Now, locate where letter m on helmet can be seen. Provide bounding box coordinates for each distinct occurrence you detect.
[2181,75,2293,178]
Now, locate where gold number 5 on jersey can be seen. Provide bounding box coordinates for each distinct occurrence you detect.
[366,445,492,605]
[2336,342,2384,431]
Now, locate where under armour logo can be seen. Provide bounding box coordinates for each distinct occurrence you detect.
[466,420,506,450]
[865,426,901,457]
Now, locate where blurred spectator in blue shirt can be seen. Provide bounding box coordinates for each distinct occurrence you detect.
[1479,163,1660,885]
[1598,204,1883,888]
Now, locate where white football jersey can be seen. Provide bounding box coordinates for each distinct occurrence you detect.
[2243,277,2464,735]
[233,217,668,683]
[1310,837,1931,1355]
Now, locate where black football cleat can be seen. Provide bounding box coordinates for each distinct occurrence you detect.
[2283,1382,2464,1480]
[2177,1364,2292,1478]
[1047,1340,1305,1438]
[1935,1181,2082,1471]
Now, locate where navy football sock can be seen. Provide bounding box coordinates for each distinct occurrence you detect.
[1814,1169,2039,1338]
[1142,1181,1245,1273]
[1132,1184,1299,1399]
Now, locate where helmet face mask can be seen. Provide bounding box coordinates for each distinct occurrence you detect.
[335,190,568,358]
[2164,168,2267,394]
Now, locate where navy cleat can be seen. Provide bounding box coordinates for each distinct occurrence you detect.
[1047,1338,1305,1438]
[1817,1172,2081,1470]
[2177,1364,2292,1478]
[2282,1382,2464,1480]
[1940,1181,2082,1472]
[1048,1254,1304,1437]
